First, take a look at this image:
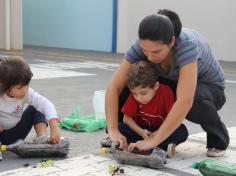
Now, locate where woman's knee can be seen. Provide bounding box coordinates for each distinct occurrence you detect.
[186,97,220,124]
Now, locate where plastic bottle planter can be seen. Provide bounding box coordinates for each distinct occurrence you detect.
[192,159,236,176]
[0,138,70,158]
[101,145,166,169]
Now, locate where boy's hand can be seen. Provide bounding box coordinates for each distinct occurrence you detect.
[128,137,157,152]
[141,129,151,140]
[50,127,60,144]
[49,118,61,144]
[150,130,158,137]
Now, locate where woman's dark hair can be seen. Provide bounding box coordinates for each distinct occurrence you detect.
[138,9,182,44]
[158,9,182,38]
[0,56,33,95]
[127,60,158,90]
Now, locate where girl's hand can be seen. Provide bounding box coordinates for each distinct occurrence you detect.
[127,138,157,152]
[50,126,60,144]
[141,129,151,140]
[49,118,61,144]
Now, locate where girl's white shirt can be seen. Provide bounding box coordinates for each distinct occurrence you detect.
[0,88,57,130]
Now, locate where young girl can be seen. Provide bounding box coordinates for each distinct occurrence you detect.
[0,56,61,148]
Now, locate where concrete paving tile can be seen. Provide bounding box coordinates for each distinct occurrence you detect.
[59,166,99,175]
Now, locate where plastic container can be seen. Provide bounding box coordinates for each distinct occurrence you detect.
[192,159,236,176]
[92,90,106,120]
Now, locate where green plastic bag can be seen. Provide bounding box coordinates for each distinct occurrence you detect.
[59,106,106,132]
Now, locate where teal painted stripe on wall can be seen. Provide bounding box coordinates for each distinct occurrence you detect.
[23,0,113,52]
[112,0,118,53]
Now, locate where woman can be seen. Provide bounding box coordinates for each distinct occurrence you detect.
[105,9,229,157]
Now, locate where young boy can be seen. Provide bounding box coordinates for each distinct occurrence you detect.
[119,60,188,157]
[0,56,61,154]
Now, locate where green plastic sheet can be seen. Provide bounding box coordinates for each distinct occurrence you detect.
[59,106,106,132]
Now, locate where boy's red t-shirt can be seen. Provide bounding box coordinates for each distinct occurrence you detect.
[121,84,175,127]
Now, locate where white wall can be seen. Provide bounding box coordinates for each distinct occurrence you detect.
[0,0,22,50]
[117,0,236,61]
[10,0,22,50]
[0,0,10,50]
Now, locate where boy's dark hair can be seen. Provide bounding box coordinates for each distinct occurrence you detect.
[138,9,182,44]
[0,56,33,95]
[127,60,158,90]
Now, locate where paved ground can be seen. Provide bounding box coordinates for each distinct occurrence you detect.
[0,46,236,175]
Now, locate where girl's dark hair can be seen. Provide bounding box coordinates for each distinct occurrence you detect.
[127,60,158,90]
[0,56,33,95]
[138,9,182,44]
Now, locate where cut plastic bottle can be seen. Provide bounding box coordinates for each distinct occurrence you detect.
[192,159,236,176]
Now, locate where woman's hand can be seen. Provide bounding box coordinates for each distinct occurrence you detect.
[127,137,157,152]
[106,59,132,150]
[109,129,128,150]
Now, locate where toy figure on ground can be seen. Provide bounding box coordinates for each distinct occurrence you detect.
[0,56,61,158]
[108,164,125,176]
